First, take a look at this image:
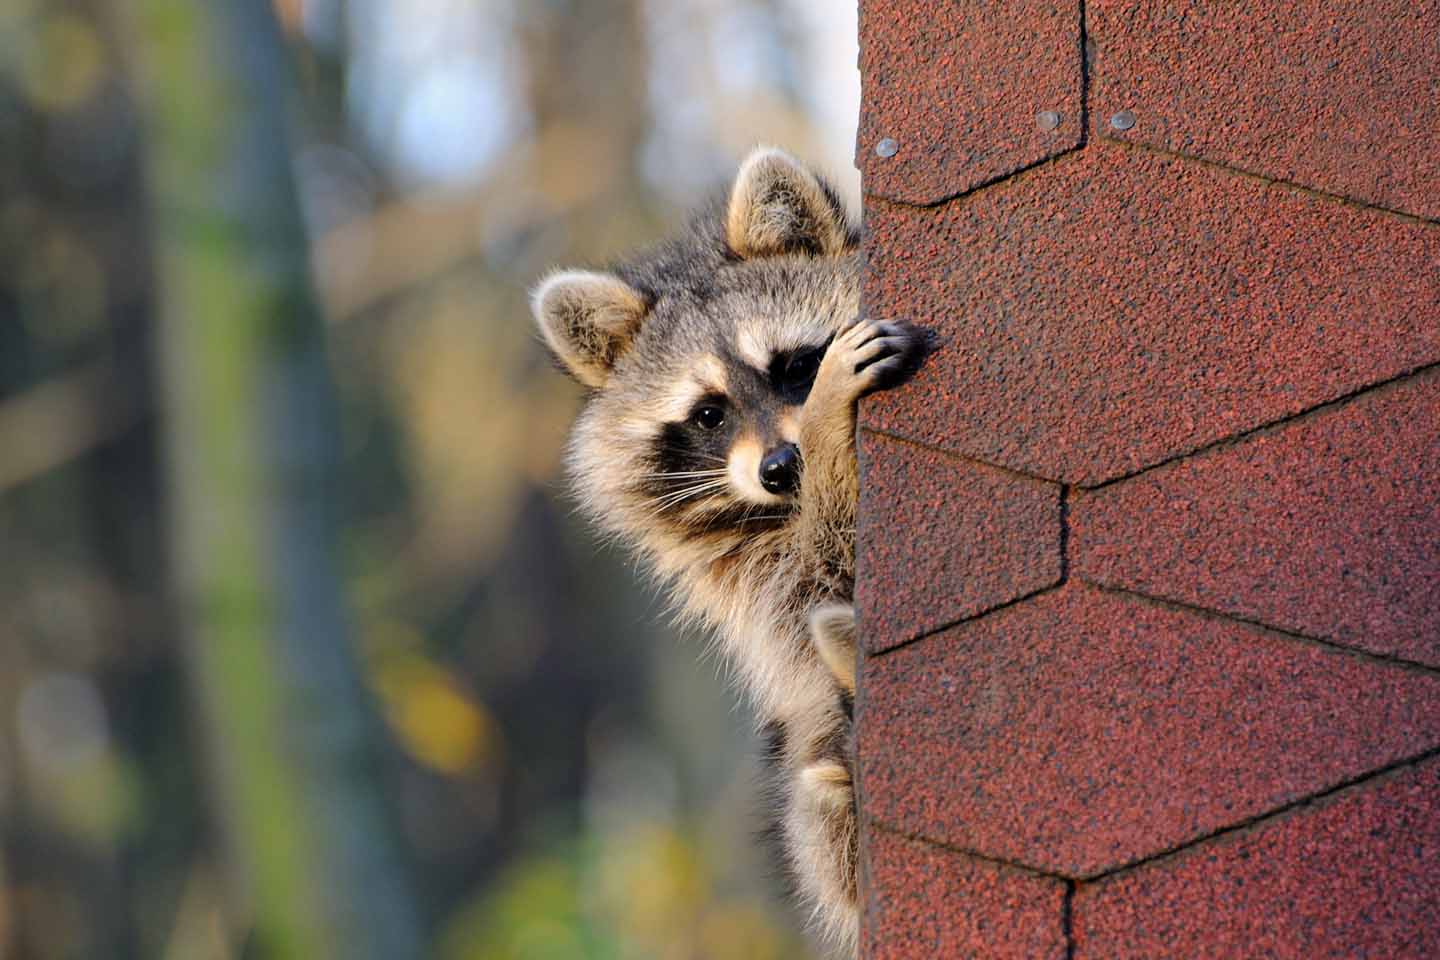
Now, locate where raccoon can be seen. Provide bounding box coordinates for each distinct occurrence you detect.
[531,147,923,954]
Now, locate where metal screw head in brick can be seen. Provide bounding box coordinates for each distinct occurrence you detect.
[1110,110,1136,131]
[874,137,899,158]
[1037,110,1062,132]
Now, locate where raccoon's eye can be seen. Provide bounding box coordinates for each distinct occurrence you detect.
[783,349,822,386]
[691,405,726,430]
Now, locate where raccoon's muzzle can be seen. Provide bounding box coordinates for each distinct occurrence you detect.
[759,442,801,495]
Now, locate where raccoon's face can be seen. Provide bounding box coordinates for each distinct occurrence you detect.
[532,146,859,541]
[630,286,844,527]
[651,334,827,506]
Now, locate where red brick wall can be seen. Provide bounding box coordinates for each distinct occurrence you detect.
[852,2,1440,956]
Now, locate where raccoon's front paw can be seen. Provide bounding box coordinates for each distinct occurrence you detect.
[815,317,924,407]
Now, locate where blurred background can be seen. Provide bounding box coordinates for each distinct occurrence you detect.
[0,0,859,957]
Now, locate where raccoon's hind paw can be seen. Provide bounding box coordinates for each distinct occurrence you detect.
[792,758,860,955]
[809,602,858,695]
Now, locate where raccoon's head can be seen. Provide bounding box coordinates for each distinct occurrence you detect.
[532,147,859,550]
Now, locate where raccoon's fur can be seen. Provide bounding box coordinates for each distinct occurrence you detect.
[531,147,923,954]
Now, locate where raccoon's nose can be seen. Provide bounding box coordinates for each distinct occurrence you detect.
[759,443,801,495]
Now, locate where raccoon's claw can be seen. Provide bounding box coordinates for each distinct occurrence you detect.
[819,318,925,404]
[854,320,925,393]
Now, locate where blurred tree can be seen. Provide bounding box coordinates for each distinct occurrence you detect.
[1,0,851,955]
[0,2,194,957]
[125,1,420,957]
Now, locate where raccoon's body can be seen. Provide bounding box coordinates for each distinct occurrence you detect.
[532,148,922,954]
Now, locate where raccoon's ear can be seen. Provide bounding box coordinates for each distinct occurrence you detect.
[531,270,649,388]
[725,146,852,259]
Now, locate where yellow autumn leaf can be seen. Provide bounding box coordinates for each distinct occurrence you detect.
[372,651,497,775]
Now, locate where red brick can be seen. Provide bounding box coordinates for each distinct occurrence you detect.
[1073,370,1440,667]
[860,142,1440,484]
[863,827,1066,960]
[1092,0,1440,221]
[858,584,1440,877]
[1074,756,1440,958]
[856,431,1061,653]
[856,0,1081,205]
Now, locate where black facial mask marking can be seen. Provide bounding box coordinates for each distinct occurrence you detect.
[769,337,832,405]
[640,398,734,509]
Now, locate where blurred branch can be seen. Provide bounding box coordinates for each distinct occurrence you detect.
[161,862,231,960]
[317,184,499,322]
[0,358,141,495]
[125,1,421,957]
[316,122,624,322]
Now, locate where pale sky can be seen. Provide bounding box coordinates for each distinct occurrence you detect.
[337,0,861,204]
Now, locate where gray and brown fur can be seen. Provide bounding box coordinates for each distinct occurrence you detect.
[531,147,922,955]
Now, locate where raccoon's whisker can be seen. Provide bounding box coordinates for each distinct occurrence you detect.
[653,477,729,500]
[647,478,730,513]
[650,491,715,512]
[692,498,737,537]
[650,445,727,461]
[660,491,730,512]
[639,469,729,479]
[732,507,790,527]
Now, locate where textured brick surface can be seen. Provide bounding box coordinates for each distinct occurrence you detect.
[1074,757,1440,958]
[1092,0,1440,221]
[856,0,1081,205]
[856,431,1061,653]
[864,827,1066,960]
[1074,370,1440,667]
[858,584,1440,877]
[860,143,1440,484]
